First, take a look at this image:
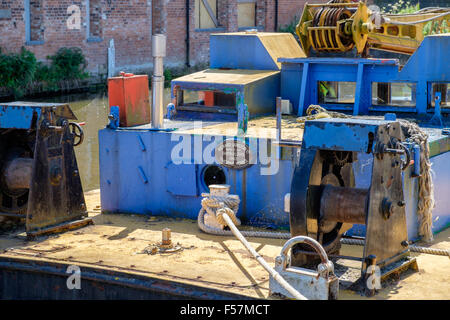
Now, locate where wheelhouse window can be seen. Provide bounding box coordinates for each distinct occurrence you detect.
[176,89,237,113]
[318,81,356,104]
[372,82,416,107]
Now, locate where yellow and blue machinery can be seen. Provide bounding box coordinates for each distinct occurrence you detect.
[296,0,450,55]
[281,35,450,115]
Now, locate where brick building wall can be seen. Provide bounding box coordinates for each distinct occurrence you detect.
[0,0,153,78]
[0,0,329,78]
[277,0,324,29]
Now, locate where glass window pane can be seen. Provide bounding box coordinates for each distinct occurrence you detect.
[372,82,416,107]
[181,90,236,109]
[318,81,355,104]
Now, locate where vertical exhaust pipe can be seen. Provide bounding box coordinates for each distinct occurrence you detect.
[152,34,166,129]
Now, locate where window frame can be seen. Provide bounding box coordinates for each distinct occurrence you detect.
[195,0,220,31]
[24,0,45,45]
[86,0,103,42]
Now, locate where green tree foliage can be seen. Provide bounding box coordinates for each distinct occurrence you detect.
[0,47,37,97]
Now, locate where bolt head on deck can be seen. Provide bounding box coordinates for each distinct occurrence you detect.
[161,228,173,247]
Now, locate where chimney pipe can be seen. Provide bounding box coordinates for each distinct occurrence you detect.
[151,34,166,129]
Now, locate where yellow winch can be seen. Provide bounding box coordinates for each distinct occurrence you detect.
[296,0,450,55]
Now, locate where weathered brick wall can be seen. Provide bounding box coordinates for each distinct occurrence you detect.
[0,1,26,52]
[277,0,326,30]
[264,0,276,32]
[89,0,102,38]
[0,0,152,78]
[165,0,186,67]
[102,0,152,73]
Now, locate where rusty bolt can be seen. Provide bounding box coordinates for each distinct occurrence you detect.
[162,228,172,247]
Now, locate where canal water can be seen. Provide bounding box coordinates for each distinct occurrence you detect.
[31,89,172,191]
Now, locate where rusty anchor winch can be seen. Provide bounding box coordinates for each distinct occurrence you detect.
[0,102,91,238]
[289,118,418,286]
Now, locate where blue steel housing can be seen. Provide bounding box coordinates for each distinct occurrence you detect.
[99,125,295,228]
[280,35,450,115]
[99,32,450,240]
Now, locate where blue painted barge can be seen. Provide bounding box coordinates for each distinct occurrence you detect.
[99,32,450,240]
[1,30,449,300]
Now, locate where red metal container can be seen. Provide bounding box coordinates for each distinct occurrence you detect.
[108,72,151,127]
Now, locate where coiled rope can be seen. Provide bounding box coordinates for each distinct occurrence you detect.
[296,105,350,128]
[198,193,291,239]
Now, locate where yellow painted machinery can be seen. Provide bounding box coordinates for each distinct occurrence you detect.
[296,0,450,55]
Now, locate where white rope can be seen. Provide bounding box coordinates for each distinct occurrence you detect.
[220,213,307,300]
[385,11,450,25]
[198,193,291,239]
[198,191,306,299]
[199,188,444,259]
